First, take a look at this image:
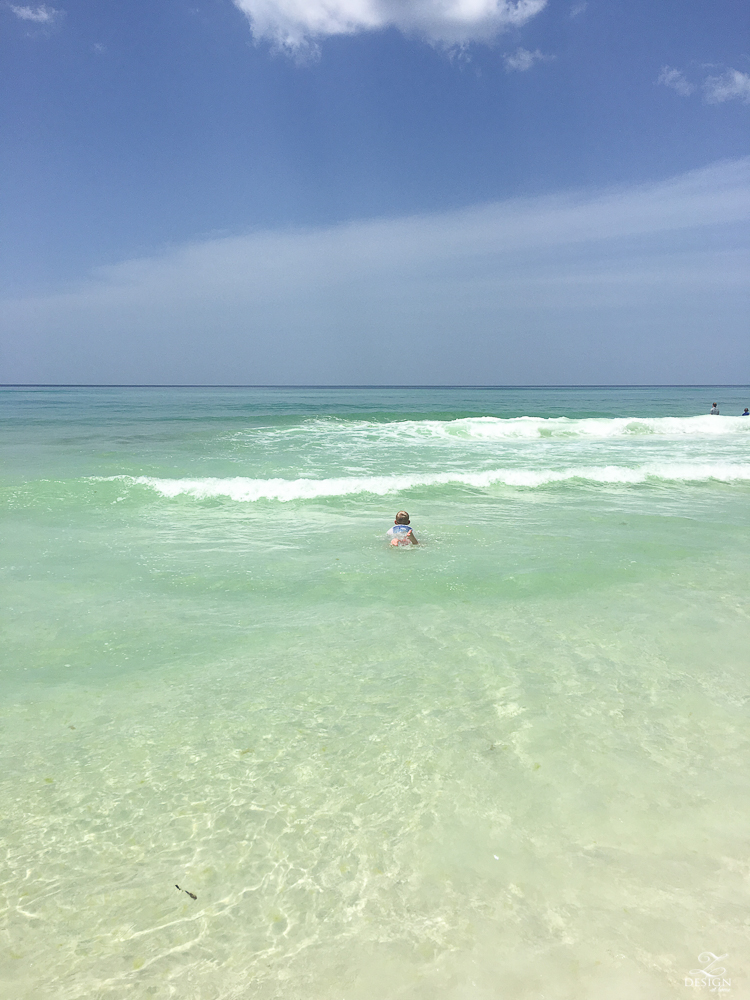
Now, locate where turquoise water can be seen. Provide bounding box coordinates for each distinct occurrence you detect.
[2,386,750,999]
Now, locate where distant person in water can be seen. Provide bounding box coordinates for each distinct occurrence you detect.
[743,408,749,416]
[387,511,418,546]
[710,402,720,414]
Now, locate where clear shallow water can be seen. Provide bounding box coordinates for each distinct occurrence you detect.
[2,386,750,999]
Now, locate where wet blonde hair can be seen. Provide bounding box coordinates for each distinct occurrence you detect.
[395,511,410,524]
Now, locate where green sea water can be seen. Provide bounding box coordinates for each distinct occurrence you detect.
[2,386,750,1000]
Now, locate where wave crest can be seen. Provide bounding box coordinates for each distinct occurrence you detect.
[231,414,750,447]
[109,464,750,502]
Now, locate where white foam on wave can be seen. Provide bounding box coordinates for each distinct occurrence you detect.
[112,463,750,502]
[443,414,750,441]
[234,414,750,446]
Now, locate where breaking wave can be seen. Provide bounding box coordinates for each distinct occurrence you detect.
[110,463,750,502]
[429,414,750,440]
[233,414,750,445]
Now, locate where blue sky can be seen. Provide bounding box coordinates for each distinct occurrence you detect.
[1,0,749,384]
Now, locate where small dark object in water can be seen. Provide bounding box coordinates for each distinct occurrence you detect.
[175,884,197,900]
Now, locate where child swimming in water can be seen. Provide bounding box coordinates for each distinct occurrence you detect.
[387,511,418,546]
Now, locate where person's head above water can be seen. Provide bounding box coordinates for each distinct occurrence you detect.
[394,511,410,524]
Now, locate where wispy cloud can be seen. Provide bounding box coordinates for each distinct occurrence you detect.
[657,66,695,97]
[704,69,750,105]
[569,2,586,17]
[9,3,59,22]
[504,47,550,72]
[3,160,749,385]
[231,0,547,53]
[659,64,750,105]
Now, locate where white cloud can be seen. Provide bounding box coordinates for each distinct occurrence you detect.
[2,159,749,385]
[657,66,695,97]
[9,3,58,22]
[504,46,549,72]
[703,69,750,105]
[658,65,750,105]
[231,0,547,52]
[569,2,586,17]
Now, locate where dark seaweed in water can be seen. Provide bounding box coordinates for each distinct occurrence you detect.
[175,884,197,900]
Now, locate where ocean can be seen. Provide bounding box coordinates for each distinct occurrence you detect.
[2,385,749,1000]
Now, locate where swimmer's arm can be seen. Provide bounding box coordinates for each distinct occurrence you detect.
[408,530,418,544]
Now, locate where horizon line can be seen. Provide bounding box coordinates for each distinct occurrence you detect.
[2,384,749,390]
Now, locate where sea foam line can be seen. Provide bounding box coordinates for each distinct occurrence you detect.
[228,414,750,446]
[106,464,750,502]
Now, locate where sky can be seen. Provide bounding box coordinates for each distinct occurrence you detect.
[1,0,749,385]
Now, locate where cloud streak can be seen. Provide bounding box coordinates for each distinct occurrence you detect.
[9,3,58,22]
[657,66,695,97]
[504,47,550,72]
[2,159,749,385]
[231,0,547,52]
[659,65,750,105]
[704,69,750,105]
